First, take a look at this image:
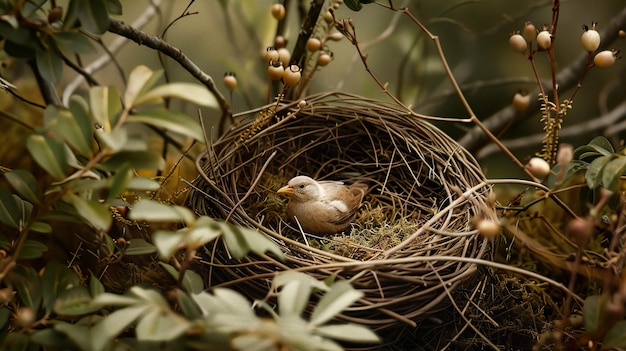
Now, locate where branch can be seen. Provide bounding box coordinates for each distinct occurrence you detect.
[458,6,626,153]
[107,18,232,120]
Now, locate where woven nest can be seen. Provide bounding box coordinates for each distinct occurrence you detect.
[188,91,493,332]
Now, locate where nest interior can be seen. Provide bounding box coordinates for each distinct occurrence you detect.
[188,91,493,332]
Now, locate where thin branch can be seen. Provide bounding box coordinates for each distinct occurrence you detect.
[107,18,232,123]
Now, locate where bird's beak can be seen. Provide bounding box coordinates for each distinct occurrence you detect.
[277,185,293,195]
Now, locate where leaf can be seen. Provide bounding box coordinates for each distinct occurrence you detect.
[92,304,150,348]
[135,308,191,341]
[29,221,52,233]
[69,96,95,149]
[176,289,201,319]
[601,156,626,191]
[57,106,93,156]
[17,239,48,259]
[4,169,39,204]
[95,126,128,152]
[127,109,204,142]
[63,193,112,231]
[124,238,157,256]
[129,199,194,223]
[585,155,613,189]
[90,86,121,132]
[315,323,380,343]
[90,274,105,297]
[589,136,615,154]
[0,185,20,228]
[133,83,219,108]
[100,151,165,172]
[344,0,363,11]
[8,265,42,310]
[107,167,132,202]
[310,280,363,326]
[181,269,204,294]
[124,66,162,108]
[26,134,67,179]
[53,31,95,55]
[53,322,92,351]
[91,293,140,308]
[273,271,330,292]
[232,335,277,351]
[602,320,626,350]
[219,221,284,260]
[42,261,82,315]
[153,230,184,259]
[54,286,98,316]
[35,43,63,83]
[278,280,311,318]
[583,294,603,334]
[77,0,109,34]
[127,177,161,191]
[104,0,123,15]
[184,216,222,250]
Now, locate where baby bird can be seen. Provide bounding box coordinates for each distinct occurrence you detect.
[277,175,367,234]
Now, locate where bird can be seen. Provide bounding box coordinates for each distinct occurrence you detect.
[277,175,368,234]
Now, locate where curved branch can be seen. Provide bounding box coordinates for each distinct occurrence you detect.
[459,6,626,153]
[107,18,232,120]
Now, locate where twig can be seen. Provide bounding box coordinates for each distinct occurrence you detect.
[107,18,232,125]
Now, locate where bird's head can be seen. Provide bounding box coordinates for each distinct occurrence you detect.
[277,175,322,202]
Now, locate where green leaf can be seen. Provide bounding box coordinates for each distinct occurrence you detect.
[124,238,157,255]
[0,306,10,331]
[177,289,201,319]
[53,322,92,351]
[601,156,626,191]
[135,308,191,341]
[129,199,194,223]
[183,216,221,250]
[63,193,112,231]
[315,323,380,343]
[589,136,615,154]
[158,263,203,293]
[107,167,132,202]
[273,271,330,292]
[100,151,165,171]
[77,0,109,34]
[153,230,184,259]
[104,0,123,15]
[124,66,162,108]
[26,134,67,179]
[219,221,284,260]
[583,294,603,334]
[90,86,121,132]
[585,155,613,189]
[232,335,277,351]
[54,31,95,55]
[344,0,363,11]
[134,82,219,108]
[91,293,140,307]
[92,304,150,348]
[90,274,105,297]
[4,169,39,204]
[127,109,204,142]
[127,177,161,191]
[69,96,95,148]
[54,286,98,316]
[602,320,626,350]
[95,126,128,152]
[18,239,48,259]
[0,185,20,228]
[211,288,255,317]
[29,221,52,233]
[310,280,362,327]
[8,265,42,310]
[35,44,63,83]
[57,106,93,157]
[42,261,82,315]
[278,280,312,318]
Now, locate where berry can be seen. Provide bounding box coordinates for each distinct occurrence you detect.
[271,3,285,20]
[317,52,332,66]
[265,47,279,62]
[268,61,284,80]
[527,157,551,178]
[476,218,501,238]
[522,21,536,42]
[282,64,302,86]
[512,91,530,111]
[48,6,63,24]
[537,30,552,50]
[594,49,619,68]
[306,37,322,52]
[582,23,600,52]
[297,100,307,109]
[223,72,237,91]
[277,48,291,66]
[323,11,333,24]
[509,33,527,53]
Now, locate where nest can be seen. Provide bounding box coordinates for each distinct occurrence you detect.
[187,91,493,332]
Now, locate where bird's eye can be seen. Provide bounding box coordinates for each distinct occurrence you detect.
[299,184,305,189]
